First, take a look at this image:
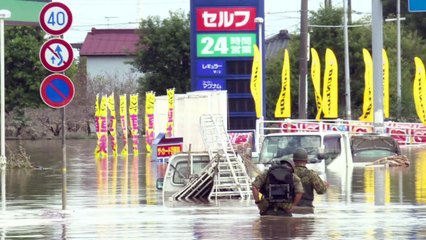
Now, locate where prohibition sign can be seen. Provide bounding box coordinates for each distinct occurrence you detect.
[39,2,73,35]
[40,74,75,108]
[40,38,74,72]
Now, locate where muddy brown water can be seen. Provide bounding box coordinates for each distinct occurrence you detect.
[1,139,426,239]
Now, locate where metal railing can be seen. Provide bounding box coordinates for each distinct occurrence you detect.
[255,118,426,151]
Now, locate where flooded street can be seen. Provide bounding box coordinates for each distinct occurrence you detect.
[1,139,426,239]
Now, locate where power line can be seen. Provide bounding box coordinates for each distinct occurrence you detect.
[308,23,371,28]
[71,22,140,29]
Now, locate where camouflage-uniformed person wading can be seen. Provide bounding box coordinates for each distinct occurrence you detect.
[295,165,327,207]
[252,168,304,215]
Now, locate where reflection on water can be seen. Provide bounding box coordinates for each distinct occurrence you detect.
[1,139,426,239]
[95,154,141,207]
[252,216,316,239]
[415,151,426,204]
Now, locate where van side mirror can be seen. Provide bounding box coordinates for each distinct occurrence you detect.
[156,178,164,190]
[252,151,259,163]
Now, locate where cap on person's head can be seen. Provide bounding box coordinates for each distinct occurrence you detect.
[293,148,308,161]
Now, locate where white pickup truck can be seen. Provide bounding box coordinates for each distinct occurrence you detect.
[252,130,401,172]
[253,131,352,172]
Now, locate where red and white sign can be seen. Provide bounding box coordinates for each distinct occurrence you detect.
[39,38,74,72]
[156,144,183,158]
[39,2,73,35]
[196,7,256,31]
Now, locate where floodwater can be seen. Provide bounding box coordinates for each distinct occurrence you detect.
[1,139,426,239]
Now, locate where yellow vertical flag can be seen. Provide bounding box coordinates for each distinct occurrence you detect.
[166,88,175,137]
[360,49,374,122]
[275,49,291,118]
[99,95,108,156]
[94,94,101,156]
[383,49,390,118]
[129,93,139,155]
[119,94,128,156]
[108,93,118,156]
[414,57,426,125]
[322,48,338,118]
[250,44,262,118]
[311,48,322,120]
[145,91,155,153]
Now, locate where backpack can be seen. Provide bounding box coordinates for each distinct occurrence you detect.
[260,164,295,203]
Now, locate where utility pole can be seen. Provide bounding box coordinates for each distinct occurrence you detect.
[0,9,11,212]
[372,0,384,133]
[299,0,308,119]
[344,0,352,120]
[348,0,352,23]
[397,0,402,118]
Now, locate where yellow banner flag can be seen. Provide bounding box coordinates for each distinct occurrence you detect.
[322,48,338,118]
[119,94,128,156]
[383,49,390,118]
[275,49,291,118]
[108,93,118,156]
[99,95,108,156]
[360,49,374,122]
[414,57,426,125]
[166,88,175,137]
[311,48,322,120]
[129,93,139,155]
[145,91,155,153]
[94,94,100,155]
[250,44,262,118]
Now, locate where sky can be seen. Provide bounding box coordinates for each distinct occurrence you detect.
[59,0,373,44]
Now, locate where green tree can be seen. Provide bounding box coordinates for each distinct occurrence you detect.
[308,7,346,118]
[265,6,426,121]
[5,26,49,113]
[382,0,426,40]
[310,7,426,121]
[265,36,301,120]
[133,11,190,95]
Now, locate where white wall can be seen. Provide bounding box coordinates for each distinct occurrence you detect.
[86,56,142,81]
[154,91,228,152]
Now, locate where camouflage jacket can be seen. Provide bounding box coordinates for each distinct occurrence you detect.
[295,166,327,207]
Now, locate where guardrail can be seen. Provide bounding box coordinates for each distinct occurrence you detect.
[226,119,426,153]
[254,119,426,151]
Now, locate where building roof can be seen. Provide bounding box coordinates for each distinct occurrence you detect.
[265,30,291,60]
[79,28,140,56]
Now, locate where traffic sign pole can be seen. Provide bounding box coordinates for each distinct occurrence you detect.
[61,100,66,210]
[39,1,74,210]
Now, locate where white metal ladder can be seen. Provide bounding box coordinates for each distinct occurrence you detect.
[199,114,252,199]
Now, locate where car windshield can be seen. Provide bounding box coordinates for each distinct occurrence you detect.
[172,160,209,184]
[257,135,321,164]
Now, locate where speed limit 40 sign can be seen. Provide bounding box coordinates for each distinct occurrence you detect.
[39,2,73,35]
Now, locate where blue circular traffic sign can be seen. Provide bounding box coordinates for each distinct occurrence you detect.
[40,74,75,108]
[39,2,73,35]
